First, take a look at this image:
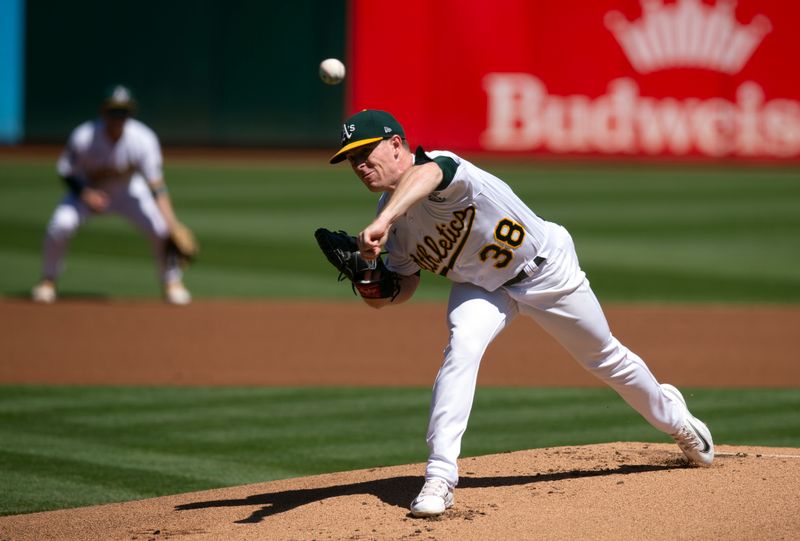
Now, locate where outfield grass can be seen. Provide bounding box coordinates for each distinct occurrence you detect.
[1,157,798,302]
[1,385,799,516]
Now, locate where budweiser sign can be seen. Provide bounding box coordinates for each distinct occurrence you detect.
[350,0,800,160]
[483,0,797,158]
[482,76,800,157]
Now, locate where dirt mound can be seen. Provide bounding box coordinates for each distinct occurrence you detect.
[2,443,798,540]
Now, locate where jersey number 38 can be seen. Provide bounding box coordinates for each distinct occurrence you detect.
[479,219,525,268]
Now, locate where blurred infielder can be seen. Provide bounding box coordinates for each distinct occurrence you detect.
[315,110,714,518]
[31,85,197,305]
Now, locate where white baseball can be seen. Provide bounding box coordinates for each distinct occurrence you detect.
[319,58,346,85]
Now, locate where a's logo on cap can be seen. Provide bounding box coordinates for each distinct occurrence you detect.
[112,86,131,102]
[341,123,355,143]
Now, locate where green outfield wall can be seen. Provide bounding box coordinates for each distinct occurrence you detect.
[23,0,346,146]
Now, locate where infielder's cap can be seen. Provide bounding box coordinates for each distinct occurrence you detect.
[330,109,405,164]
[101,84,137,114]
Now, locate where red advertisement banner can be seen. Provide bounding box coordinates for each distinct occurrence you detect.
[348,0,800,159]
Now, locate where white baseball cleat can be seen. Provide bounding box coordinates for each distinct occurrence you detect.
[31,282,57,304]
[410,478,454,517]
[662,383,714,467]
[164,282,192,305]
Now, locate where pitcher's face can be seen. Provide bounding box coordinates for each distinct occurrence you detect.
[347,136,404,192]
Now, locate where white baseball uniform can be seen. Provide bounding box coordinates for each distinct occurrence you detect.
[41,117,183,285]
[382,148,687,488]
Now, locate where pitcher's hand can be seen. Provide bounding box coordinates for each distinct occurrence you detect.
[358,219,389,260]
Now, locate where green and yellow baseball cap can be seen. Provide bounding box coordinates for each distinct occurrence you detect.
[330,109,405,164]
[101,84,137,114]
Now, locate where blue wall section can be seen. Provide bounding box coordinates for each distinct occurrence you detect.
[0,0,25,144]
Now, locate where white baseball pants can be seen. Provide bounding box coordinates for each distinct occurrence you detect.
[424,223,686,487]
[40,175,183,285]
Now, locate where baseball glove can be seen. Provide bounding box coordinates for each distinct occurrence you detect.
[314,228,400,299]
[165,222,199,267]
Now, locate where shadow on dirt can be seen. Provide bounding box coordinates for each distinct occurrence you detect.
[8,291,111,302]
[175,463,681,524]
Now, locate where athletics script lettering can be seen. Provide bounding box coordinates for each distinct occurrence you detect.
[409,206,476,275]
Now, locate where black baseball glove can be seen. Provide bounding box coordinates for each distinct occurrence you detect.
[314,228,400,299]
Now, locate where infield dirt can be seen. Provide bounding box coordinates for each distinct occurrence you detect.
[1,299,798,540]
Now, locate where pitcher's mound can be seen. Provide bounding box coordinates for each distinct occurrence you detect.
[2,442,799,540]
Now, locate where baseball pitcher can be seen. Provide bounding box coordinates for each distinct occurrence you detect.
[316,110,714,518]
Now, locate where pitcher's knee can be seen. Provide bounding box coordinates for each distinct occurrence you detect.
[448,329,493,363]
[580,338,628,379]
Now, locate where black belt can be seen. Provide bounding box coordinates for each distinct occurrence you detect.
[503,256,546,287]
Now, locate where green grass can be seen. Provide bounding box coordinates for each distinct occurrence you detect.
[1,157,798,302]
[1,385,798,516]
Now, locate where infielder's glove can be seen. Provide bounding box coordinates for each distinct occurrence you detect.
[165,222,199,268]
[314,228,400,299]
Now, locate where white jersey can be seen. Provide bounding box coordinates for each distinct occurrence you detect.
[382,149,552,291]
[57,118,164,186]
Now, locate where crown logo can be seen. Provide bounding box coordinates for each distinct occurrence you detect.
[605,0,771,74]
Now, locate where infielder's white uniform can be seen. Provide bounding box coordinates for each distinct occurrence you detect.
[382,149,686,487]
[42,118,183,285]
